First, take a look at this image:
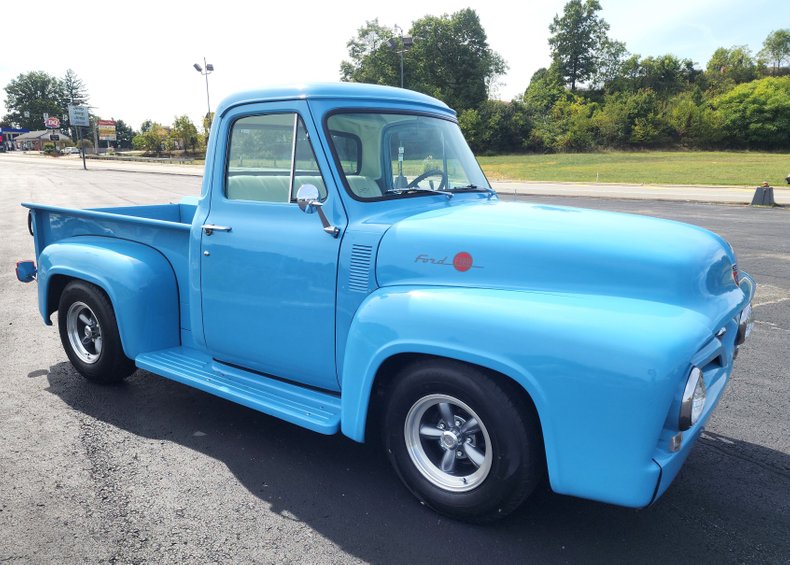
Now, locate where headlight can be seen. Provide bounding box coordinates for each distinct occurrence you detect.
[736,303,754,345]
[679,366,706,431]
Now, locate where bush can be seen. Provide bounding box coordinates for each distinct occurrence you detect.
[711,76,790,149]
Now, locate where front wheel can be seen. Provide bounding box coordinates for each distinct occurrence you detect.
[57,280,136,384]
[382,359,543,523]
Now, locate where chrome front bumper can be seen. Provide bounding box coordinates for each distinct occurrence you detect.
[735,273,756,353]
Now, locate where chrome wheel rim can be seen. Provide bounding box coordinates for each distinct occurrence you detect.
[66,302,103,364]
[404,394,493,492]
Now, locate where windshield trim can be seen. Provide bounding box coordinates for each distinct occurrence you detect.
[322,108,473,203]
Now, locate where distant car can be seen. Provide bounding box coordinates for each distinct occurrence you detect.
[62,147,81,155]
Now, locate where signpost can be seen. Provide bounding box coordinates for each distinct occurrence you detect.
[67,105,89,127]
[67,105,89,170]
[97,120,116,147]
[44,116,61,154]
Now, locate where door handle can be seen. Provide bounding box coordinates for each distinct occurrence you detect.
[202,224,232,236]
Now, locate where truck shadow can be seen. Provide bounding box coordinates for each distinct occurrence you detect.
[43,363,790,564]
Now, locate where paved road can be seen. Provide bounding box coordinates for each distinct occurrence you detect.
[495,180,790,205]
[1,157,788,564]
[5,152,790,205]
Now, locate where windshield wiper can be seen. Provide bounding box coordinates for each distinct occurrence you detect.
[449,184,497,198]
[385,187,453,199]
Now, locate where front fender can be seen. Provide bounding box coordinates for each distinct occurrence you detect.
[340,286,713,507]
[38,236,179,359]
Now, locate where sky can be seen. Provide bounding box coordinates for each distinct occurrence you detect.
[2,0,789,131]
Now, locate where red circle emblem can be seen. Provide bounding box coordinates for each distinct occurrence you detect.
[453,252,473,272]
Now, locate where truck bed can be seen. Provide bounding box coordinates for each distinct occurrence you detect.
[23,200,196,332]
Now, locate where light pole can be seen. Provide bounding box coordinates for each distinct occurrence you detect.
[193,57,215,118]
[387,25,413,88]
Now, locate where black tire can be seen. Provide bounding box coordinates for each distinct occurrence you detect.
[382,359,543,523]
[57,280,135,384]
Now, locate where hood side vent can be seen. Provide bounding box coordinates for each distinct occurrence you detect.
[349,244,373,293]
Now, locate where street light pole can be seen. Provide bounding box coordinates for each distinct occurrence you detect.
[193,57,215,118]
[388,25,413,89]
[399,46,404,89]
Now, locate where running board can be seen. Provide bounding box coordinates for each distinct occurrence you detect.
[135,347,341,434]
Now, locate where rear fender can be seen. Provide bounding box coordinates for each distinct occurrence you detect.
[38,236,179,359]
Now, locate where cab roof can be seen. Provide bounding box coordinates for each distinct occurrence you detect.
[216,82,454,117]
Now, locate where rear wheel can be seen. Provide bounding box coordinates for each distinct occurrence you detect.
[57,280,135,384]
[382,359,543,523]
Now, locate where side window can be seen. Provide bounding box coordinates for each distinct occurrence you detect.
[226,113,326,203]
[292,118,327,200]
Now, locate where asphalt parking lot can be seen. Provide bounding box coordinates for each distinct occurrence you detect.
[1,155,788,564]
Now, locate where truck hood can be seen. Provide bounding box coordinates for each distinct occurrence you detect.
[375,201,744,323]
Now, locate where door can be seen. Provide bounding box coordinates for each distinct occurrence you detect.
[200,103,346,391]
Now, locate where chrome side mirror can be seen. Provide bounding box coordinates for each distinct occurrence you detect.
[296,184,320,214]
[295,184,339,237]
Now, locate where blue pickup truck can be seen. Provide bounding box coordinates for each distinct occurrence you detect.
[18,83,755,522]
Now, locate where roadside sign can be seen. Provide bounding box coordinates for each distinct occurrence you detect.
[50,134,60,141]
[68,105,90,127]
[98,120,116,141]
[45,116,60,129]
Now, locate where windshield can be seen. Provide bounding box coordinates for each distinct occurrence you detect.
[326,112,491,200]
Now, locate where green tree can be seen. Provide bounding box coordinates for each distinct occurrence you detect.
[340,10,505,111]
[711,76,790,149]
[340,19,399,85]
[132,122,168,155]
[589,38,628,90]
[521,67,568,116]
[591,89,670,147]
[407,9,506,110]
[519,67,570,151]
[548,0,611,91]
[113,119,135,150]
[533,96,597,151]
[665,91,722,148]
[62,69,89,105]
[706,46,758,90]
[622,55,699,95]
[458,100,529,154]
[62,69,89,140]
[172,115,198,153]
[759,29,790,73]
[2,71,66,130]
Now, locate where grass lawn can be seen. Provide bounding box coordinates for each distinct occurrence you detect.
[477,151,790,186]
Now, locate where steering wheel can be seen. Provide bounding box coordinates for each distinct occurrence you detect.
[408,168,447,190]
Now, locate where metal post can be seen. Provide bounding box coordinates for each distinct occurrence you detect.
[390,25,411,89]
[194,58,214,120]
[400,50,404,88]
[204,57,211,117]
[79,127,87,170]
